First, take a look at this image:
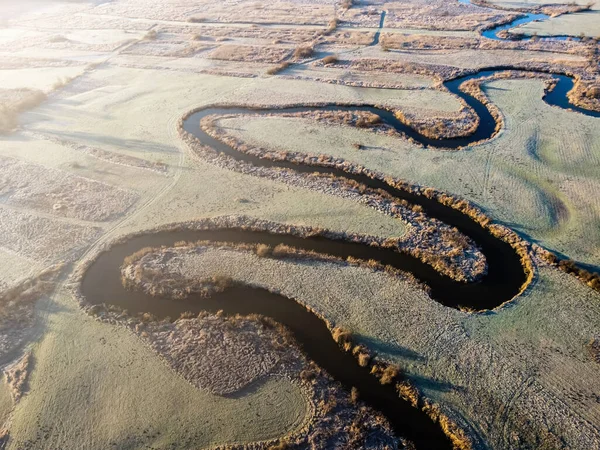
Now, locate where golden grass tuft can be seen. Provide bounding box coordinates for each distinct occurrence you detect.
[293,45,313,59]
[266,62,290,75]
[0,89,47,134]
[255,243,272,257]
[321,54,338,65]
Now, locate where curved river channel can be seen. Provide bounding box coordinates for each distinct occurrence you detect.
[81,58,599,450]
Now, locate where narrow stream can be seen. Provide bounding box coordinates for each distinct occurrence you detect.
[458,0,585,41]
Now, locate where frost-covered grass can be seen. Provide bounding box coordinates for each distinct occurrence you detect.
[6,290,309,450]
[486,0,600,38]
[217,77,600,270]
[119,243,600,449]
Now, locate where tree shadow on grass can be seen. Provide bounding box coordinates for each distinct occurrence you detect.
[359,335,426,363]
[221,374,273,399]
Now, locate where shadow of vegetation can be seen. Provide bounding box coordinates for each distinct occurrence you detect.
[358,335,426,363]
[221,374,271,399]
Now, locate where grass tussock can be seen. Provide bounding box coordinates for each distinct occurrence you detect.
[538,251,600,292]
[255,243,272,257]
[396,381,420,408]
[266,61,290,75]
[293,45,314,59]
[0,265,62,321]
[0,89,47,134]
[422,400,473,450]
[324,17,339,35]
[355,112,381,128]
[144,29,158,40]
[350,386,359,404]
[340,0,355,10]
[321,54,339,65]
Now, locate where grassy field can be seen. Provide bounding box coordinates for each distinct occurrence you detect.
[1,0,599,447]
[7,290,309,450]
[218,77,600,271]
[487,0,600,38]
[136,244,600,449]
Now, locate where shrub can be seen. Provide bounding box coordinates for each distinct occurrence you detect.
[350,386,359,404]
[325,18,339,34]
[357,352,370,367]
[188,16,206,23]
[212,274,233,290]
[586,85,600,99]
[332,326,352,345]
[0,89,47,134]
[293,45,313,59]
[396,381,420,408]
[300,367,317,382]
[355,113,381,128]
[379,365,400,385]
[256,244,272,257]
[48,35,68,43]
[266,62,290,75]
[144,29,158,40]
[321,54,338,65]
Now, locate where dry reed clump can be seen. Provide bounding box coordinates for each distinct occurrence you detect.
[535,246,600,293]
[340,0,355,10]
[421,400,472,450]
[209,44,291,63]
[293,45,314,59]
[0,89,47,134]
[324,18,339,35]
[255,243,272,257]
[4,352,31,402]
[266,62,290,75]
[321,54,338,65]
[350,387,360,404]
[567,79,600,113]
[143,29,158,40]
[395,107,478,140]
[320,30,375,46]
[371,364,401,385]
[187,16,207,23]
[350,58,461,81]
[396,381,420,408]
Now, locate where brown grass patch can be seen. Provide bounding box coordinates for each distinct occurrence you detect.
[321,54,338,65]
[0,89,47,134]
[209,44,291,63]
[255,244,272,257]
[266,61,291,75]
[293,45,314,59]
